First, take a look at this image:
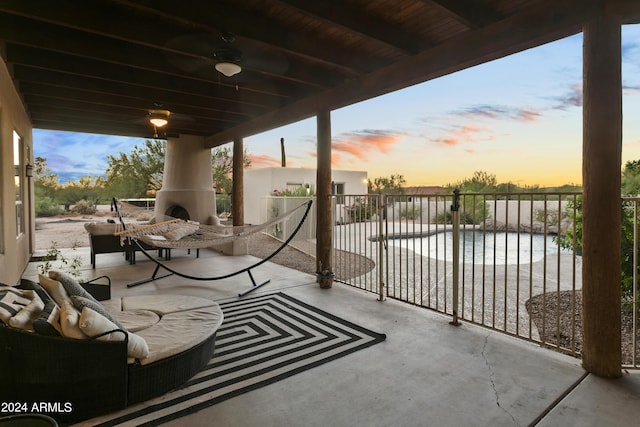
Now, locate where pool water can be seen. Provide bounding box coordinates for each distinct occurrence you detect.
[390,230,571,265]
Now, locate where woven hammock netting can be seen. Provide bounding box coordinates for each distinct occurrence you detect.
[112,199,312,250]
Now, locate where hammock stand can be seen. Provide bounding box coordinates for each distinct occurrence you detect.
[114,199,314,297]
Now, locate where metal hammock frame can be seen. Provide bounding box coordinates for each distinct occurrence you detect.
[112,198,314,296]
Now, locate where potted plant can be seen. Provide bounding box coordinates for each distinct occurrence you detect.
[38,240,84,280]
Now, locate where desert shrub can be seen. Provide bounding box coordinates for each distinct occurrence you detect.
[345,198,375,222]
[35,196,62,217]
[400,205,421,220]
[216,194,231,214]
[434,210,477,225]
[72,199,96,214]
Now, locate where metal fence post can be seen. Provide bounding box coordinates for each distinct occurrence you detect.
[378,194,385,301]
[450,189,461,326]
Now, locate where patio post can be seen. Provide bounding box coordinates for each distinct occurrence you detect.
[232,137,244,226]
[581,13,622,377]
[316,110,333,287]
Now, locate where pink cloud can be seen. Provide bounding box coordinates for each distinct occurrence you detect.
[248,153,284,168]
[332,130,405,162]
[432,124,493,146]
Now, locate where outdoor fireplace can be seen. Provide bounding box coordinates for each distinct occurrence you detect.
[165,205,190,221]
[154,135,216,225]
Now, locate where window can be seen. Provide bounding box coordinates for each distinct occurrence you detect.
[334,182,345,204]
[14,131,24,237]
[285,182,303,193]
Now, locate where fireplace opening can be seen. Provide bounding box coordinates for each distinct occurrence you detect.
[166,205,190,221]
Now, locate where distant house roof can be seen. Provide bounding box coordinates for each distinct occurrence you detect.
[403,186,447,195]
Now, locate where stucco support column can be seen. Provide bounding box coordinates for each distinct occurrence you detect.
[155,134,215,225]
[582,14,622,378]
[232,138,244,226]
[316,110,333,287]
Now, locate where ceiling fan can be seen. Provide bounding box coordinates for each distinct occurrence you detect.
[211,32,243,77]
[163,32,288,81]
[142,103,193,138]
[148,108,171,128]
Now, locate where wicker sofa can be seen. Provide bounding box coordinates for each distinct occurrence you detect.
[84,222,169,268]
[0,274,223,423]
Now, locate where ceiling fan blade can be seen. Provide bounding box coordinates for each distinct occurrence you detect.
[163,33,218,75]
[163,33,290,80]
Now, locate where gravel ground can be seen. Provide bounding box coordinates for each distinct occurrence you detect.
[526,291,639,365]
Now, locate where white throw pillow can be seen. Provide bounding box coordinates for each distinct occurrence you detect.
[38,274,71,306]
[0,286,35,325]
[9,292,44,330]
[59,301,87,339]
[79,307,149,359]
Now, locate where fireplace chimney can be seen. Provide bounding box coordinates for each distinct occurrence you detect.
[155,135,216,225]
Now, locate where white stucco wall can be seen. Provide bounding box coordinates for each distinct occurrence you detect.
[243,167,367,225]
[1,56,35,285]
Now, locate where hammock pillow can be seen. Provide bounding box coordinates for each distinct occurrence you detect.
[163,221,199,241]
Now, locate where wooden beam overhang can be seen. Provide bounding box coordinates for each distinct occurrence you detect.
[205,0,598,148]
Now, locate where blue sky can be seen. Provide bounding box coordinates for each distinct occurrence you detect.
[34,24,640,187]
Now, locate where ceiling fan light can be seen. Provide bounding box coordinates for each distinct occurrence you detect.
[149,111,169,127]
[215,61,242,77]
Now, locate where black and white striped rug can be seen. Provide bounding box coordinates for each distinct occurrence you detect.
[86,292,386,426]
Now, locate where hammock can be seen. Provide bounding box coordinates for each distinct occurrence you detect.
[113,199,307,249]
[111,198,314,296]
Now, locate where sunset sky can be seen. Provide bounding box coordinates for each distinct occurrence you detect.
[34,24,640,187]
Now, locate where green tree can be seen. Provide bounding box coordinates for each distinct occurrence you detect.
[34,156,59,200]
[33,157,62,216]
[556,160,640,299]
[104,141,251,200]
[447,170,498,193]
[212,146,252,194]
[368,173,406,195]
[34,156,59,189]
[104,139,166,198]
[622,160,640,196]
[57,176,106,211]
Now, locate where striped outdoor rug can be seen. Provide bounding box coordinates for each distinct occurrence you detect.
[83,292,386,426]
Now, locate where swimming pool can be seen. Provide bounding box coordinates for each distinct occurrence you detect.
[389,230,570,265]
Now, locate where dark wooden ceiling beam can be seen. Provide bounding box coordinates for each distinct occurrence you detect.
[0,0,345,84]
[420,0,504,28]
[25,94,240,127]
[12,66,272,118]
[608,0,640,23]
[0,11,338,90]
[110,0,387,75]
[275,0,423,54]
[18,81,252,128]
[29,107,221,135]
[205,0,595,147]
[6,45,300,108]
[29,117,167,139]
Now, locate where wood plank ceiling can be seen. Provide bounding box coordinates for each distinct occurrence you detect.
[0,0,638,147]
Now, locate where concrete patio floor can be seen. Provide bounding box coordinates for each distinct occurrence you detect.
[23,246,640,426]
